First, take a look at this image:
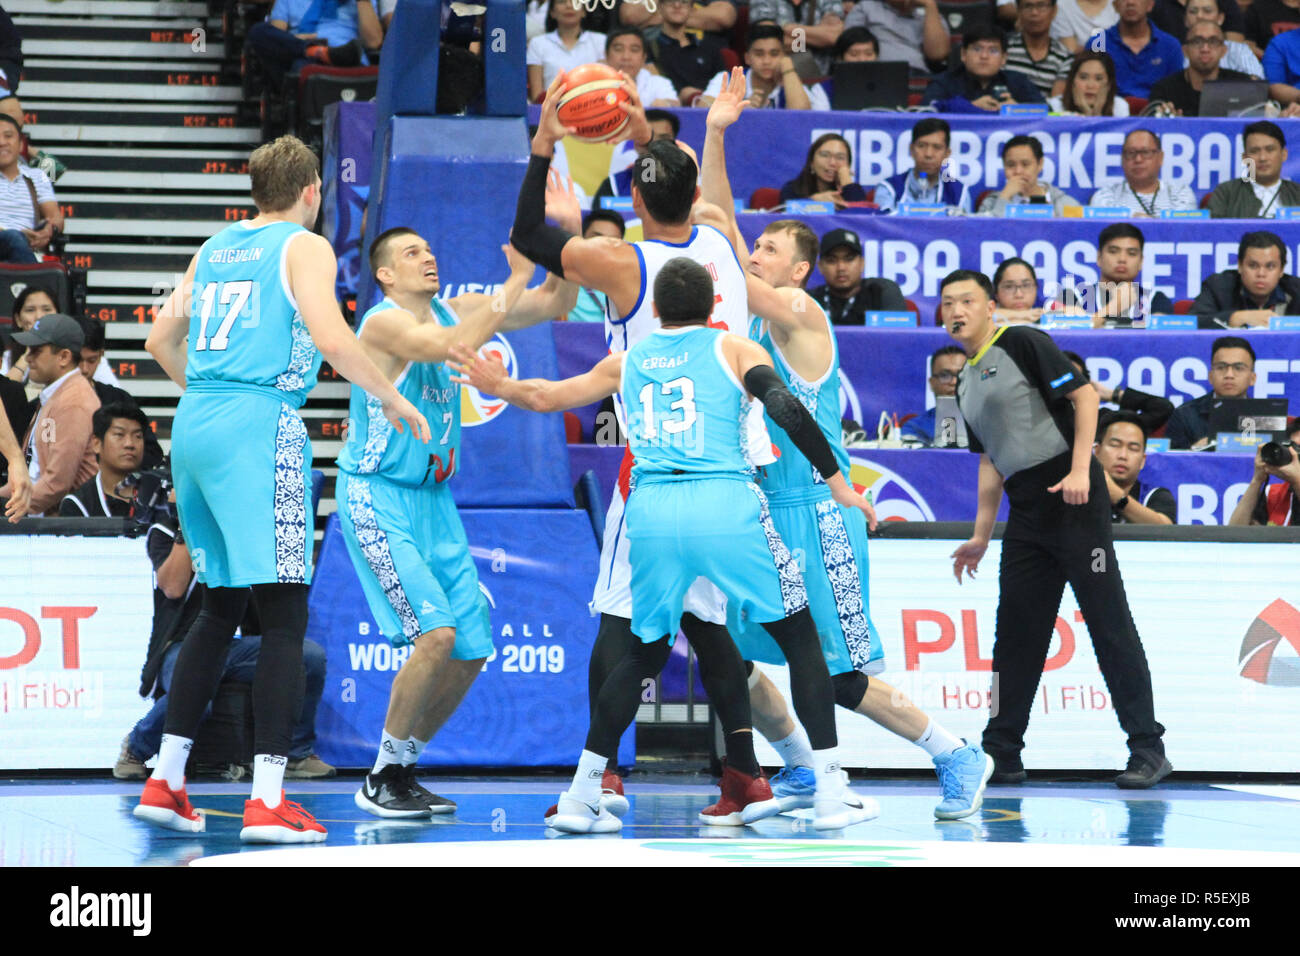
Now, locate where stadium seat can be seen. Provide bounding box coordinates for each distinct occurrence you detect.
[908,92,923,107]
[730,2,749,57]
[0,263,73,326]
[1126,96,1148,114]
[904,298,921,320]
[749,186,782,209]
[937,0,993,34]
[1200,192,1213,209]
[974,188,995,209]
[721,47,741,71]
[291,65,380,154]
[564,411,582,443]
[1174,298,1193,314]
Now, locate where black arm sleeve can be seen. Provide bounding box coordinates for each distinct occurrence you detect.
[511,153,575,277]
[743,364,839,480]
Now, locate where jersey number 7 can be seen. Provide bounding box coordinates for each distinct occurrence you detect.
[194,280,254,352]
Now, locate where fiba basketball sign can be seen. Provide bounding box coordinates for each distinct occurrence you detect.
[459,332,517,429]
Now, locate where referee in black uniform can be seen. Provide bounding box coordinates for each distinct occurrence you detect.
[940,270,1170,789]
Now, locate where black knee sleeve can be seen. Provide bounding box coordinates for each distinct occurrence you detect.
[585,635,672,758]
[589,614,637,720]
[249,583,309,757]
[162,586,250,739]
[832,670,869,711]
[761,608,837,750]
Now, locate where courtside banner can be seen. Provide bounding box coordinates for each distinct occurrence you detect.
[0,536,154,770]
[756,537,1300,772]
[308,511,633,768]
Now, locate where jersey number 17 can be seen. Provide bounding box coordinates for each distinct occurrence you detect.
[194,280,254,352]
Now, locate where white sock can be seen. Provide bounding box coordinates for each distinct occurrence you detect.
[372,730,406,775]
[916,720,964,759]
[570,749,607,802]
[772,726,814,770]
[812,748,846,799]
[152,733,192,790]
[251,754,286,808]
[401,736,429,768]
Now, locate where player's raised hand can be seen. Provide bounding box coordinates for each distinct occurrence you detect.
[826,472,878,531]
[504,242,534,278]
[535,72,577,146]
[544,169,582,234]
[707,66,750,131]
[613,72,651,147]
[449,343,509,395]
[383,394,431,442]
[950,538,988,585]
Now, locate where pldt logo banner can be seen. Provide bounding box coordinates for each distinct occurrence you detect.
[1239,599,1300,687]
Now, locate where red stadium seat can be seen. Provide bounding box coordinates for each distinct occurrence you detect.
[564,412,582,443]
[1200,192,1213,209]
[1126,96,1148,114]
[904,298,921,320]
[749,186,782,209]
[1174,299,1194,314]
[730,2,749,56]
[908,92,923,107]
[721,47,741,71]
[974,188,995,209]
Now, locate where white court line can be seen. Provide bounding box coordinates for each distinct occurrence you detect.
[1212,785,1300,801]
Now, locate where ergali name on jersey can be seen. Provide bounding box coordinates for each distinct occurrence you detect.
[641,352,689,370]
[207,247,264,264]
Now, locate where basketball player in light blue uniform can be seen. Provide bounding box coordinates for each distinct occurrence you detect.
[339,226,576,818]
[139,136,429,843]
[700,71,994,820]
[454,258,879,832]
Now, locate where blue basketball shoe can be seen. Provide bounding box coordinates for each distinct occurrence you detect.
[769,765,816,811]
[933,741,994,820]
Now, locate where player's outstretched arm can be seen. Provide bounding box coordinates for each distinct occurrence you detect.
[288,232,431,442]
[744,272,825,337]
[449,344,621,413]
[429,243,536,353]
[726,335,876,529]
[499,170,584,330]
[146,253,198,387]
[0,407,31,522]
[700,66,747,251]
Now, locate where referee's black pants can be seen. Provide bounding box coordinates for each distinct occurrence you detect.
[982,454,1166,762]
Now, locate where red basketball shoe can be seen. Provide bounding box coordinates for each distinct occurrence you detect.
[240,792,327,844]
[133,777,205,833]
[699,764,782,826]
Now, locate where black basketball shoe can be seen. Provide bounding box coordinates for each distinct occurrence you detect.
[354,764,432,818]
[397,764,457,815]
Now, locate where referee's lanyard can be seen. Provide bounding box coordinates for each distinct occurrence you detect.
[1128,182,1158,217]
[1258,184,1282,219]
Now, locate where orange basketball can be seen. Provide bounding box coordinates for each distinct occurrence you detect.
[556,63,630,144]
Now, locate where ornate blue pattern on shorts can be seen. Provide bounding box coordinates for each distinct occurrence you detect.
[275,312,315,394]
[355,393,391,474]
[346,476,421,640]
[273,404,308,583]
[750,483,807,616]
[815,498,871,669]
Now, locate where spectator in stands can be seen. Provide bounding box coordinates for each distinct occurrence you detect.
[75,317,164,469]
[651,0,729,104]
[57,402,147,519]
[1262,21,1300,104]
[1048,50,1131,114]
[1052,0,1119,53]
[245,0,373,90]
[1206,120,1300,218]
[818,26,883,104]
[566,208,625,323]
[1148,20,1255,113]
[923,27,1046,110]
[902,345,967,444]
[605,27,680,106]
[1089,129,1197,213]
[1228,417,1300,525]
[113,525,334,781]
[1244,0,1300,59]
[1181,0,1262,76]
[779,134,868,206]
[842,0,951,74]
[1063,349,1177,434]
[1192,230,1300,328]
[3,283,57,382]
[0,314,99,516]
[1095,413,1176,524]
[749,0,845,74]
[698,24,830,109]
[1055,223,1175,325]
[873,117,973,213]
[526,0,608,101]
[808,228,909,324]
[978,134,1082,215]
[593,108,678,201]
[993,257,1045,323]
[1164,335,1256,448]
[620,0,738,44]
[0,3,22,96]
[1006,0,1075,97]
[0,113,60,264]
[1103,0,1184,97]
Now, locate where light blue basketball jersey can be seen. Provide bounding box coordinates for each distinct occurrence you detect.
[622,326,750,482]
[748,304,848,495]
[337,296,461,487]
[187,220,322,407]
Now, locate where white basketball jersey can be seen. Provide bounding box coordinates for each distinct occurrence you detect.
[604,223,774,465]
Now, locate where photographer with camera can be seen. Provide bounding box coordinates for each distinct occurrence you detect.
[1228,418,1300,526]
[58,402,147,518]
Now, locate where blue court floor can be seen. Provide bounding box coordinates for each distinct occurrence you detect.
[3,775,1299,867]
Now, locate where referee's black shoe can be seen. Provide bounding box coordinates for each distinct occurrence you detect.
[396,764,457,815]
[1116,751,1173,789]
[355,764,432,818]
[988,754,1027,785]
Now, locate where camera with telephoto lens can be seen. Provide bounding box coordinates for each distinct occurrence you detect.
[1260,440,1297,468]
[119,467,176,528]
